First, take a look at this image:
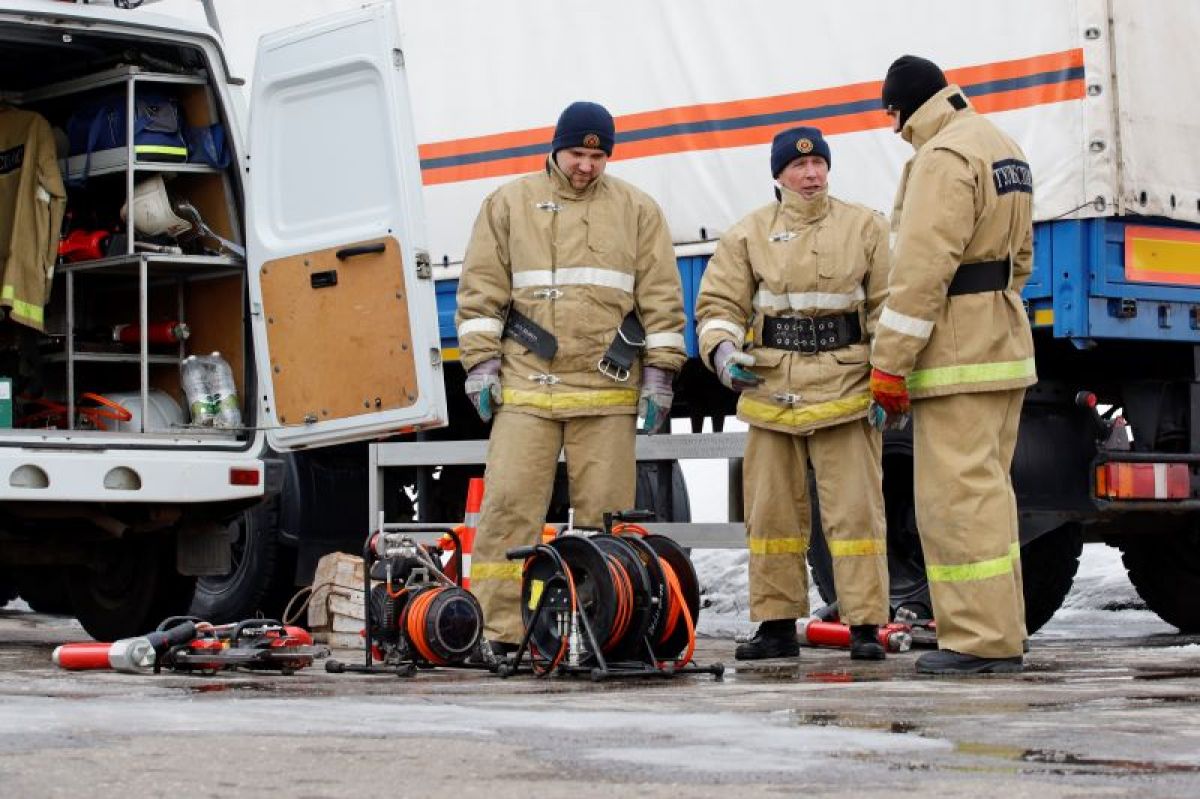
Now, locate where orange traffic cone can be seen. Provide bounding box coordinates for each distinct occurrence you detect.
[457,477,484,589]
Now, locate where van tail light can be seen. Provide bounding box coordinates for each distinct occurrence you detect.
[1095,462,1189,500]
[229,468,261,487]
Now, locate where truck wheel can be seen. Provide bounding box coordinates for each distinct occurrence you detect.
[190,498,295,623]
[1119,528,1200,632]
[68,539,167,641]
[635,461,691,523]
[1020,523,1084,633]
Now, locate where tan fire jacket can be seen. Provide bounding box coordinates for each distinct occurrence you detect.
[0,106,67,331]
[696,187,889,435]
[456,157,686,419]
[871,84,1036,399]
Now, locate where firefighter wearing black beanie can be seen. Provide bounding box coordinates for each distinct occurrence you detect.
[881,55,948,128]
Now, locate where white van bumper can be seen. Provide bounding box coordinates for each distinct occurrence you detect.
[0,449,267,503]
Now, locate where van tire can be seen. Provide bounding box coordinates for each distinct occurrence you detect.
[190,498,295,623]
[68,539,170,641]
[1119,528,1200,632]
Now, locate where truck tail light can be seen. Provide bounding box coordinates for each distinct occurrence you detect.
[229,468,261,487]
[1095,462,1190,500]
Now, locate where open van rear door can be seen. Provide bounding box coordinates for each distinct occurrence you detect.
[246,2,446,450]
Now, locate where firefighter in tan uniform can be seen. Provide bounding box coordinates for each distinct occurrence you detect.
[697,126,891,661]
[456,101,686,656]
[871,56,1036,674]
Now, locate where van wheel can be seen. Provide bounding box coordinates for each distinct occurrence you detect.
[14,568,74,615]
[191,498,295,623]
[68,539,168,640]
[1119,528,1200,632]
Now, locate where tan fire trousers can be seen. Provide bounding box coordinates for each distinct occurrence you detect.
[913,389,1027,658]
[744,419,889,625]
[471,410,636,643]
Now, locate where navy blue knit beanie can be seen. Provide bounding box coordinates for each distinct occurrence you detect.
[771,126,831,177]
[552,101,615,156]
[882,55,948,126]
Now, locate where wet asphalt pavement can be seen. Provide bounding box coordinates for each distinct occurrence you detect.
[1,608,1198,798]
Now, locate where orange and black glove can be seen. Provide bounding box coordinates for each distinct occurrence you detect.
[868,367,910,431]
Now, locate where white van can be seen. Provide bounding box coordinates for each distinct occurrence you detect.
[0,0,445,639]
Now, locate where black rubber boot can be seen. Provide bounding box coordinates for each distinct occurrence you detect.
[734,619,799,660]
[849,625,885,660]
[916,649,1023,675]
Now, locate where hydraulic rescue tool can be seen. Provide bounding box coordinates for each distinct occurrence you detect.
[155,617,326,675]
[52,618,325,675]
[498,509,724,681]
[324,524,484,677]
[53,620,199,673]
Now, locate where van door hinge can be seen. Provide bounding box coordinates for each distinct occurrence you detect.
[415,249,432,279]
[393,49,405,68]
[431,347,443,367]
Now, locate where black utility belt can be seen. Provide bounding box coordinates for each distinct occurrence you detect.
[948,258,1010,296]
[760,311,862,353]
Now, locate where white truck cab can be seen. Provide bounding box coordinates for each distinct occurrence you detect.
[0,0,445,638]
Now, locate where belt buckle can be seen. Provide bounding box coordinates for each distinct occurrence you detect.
[795,315,818,355]
[597,358,630,382]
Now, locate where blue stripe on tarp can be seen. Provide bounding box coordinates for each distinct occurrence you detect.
[419,66,1084,172]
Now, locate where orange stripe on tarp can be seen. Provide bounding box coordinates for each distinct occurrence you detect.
[1124,225,1200,286]
[419,48,1085,186]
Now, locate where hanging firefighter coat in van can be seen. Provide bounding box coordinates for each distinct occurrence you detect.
[871,84,1037,397]
[455,158,686,419]
[0,106,67,331]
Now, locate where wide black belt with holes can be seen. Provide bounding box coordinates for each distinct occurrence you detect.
[947,259,1010,296]
[760,311,862,353]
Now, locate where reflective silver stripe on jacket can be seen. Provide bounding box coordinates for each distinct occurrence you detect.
[512,267,635,293]
[752,286,865,313]
[457,317,504,337]
[644,332,686,350]
[698,319,746,345]
[878,306,934,339]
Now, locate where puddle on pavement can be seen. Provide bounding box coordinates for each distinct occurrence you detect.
[1133,668,1200,681]
[1020,748,1200,776]
[783,709,924,737]
[956,741,1200,776]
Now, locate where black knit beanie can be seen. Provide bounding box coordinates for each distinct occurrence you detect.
[881,55,948,126]
[551,101,615,156]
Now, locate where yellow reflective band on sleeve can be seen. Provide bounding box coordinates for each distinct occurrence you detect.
[1,286,44,325]
[739,393,870,428]
[907,358,1036,391]
[926,541,1020,583]
[828,538,886,557]
[471,562,523,582]
[748,536,807,555]
[502,388,639,411]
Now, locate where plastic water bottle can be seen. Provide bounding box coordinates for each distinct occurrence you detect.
[207,352,242,429]
[180,355,215,426]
